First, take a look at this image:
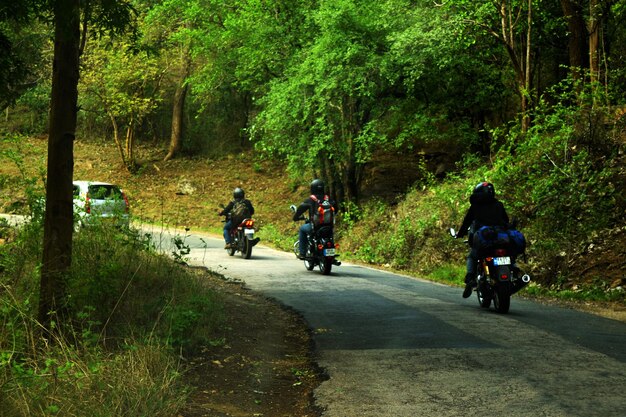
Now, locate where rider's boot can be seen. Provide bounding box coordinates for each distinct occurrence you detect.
[462,273,475,298]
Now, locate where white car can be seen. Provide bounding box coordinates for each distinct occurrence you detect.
[73,181,130,228]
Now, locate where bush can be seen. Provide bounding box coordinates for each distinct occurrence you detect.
[0,221,225,415]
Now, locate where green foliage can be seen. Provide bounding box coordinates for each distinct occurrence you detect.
[1,219,225,415]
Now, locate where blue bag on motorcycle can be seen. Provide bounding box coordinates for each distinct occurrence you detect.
[507,229,526,256]
[472,226,510,256]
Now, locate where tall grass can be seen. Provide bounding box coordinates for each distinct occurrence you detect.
[0,220,225,416]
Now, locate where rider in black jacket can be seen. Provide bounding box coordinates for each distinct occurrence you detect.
[219,187,255,249]
[293,179,336,259]
[456,182,509,298]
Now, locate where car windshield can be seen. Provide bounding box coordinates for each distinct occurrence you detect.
[88,185,123,200]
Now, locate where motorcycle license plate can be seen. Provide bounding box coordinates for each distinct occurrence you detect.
[244,228,254,236]
[323,248,336,256]
[494,256,511,265]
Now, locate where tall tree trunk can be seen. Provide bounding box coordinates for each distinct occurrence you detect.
[39,0,80,330]
[163,84,187,161]
[164,49,191,161]
[588,0,601,96]
[521,0,532,133]
[560,0,588,84]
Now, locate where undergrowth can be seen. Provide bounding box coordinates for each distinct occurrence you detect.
[0,219,225,416]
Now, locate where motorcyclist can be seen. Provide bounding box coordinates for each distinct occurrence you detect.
[292,179,336,260]
[219,187,255,249]
[456,181,509,298]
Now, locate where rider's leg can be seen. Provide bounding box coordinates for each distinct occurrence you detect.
[223,220,232,248]
[298,223,312,258]
[463,249,478,298]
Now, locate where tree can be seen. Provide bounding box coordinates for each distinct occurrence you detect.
[39,0,135,331]
[255,0,399,203]
[444,0,537,132]
[80,37,163,172]
[39,0,81,328]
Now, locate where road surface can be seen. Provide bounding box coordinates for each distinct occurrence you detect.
[49,222,626,416]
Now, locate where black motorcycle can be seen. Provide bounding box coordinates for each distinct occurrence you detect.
[450,227,530,314]
[290,204,340,275]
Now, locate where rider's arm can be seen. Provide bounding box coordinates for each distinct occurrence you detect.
[219,201,234,216]
[293,202,310,221]
[457,206,475,237]
[246,200,255,216]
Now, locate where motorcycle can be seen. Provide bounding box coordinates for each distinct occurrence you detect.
[450,227,530,314]
[220,202,260,259]
[290,204,341,275]
[226,216,260,259]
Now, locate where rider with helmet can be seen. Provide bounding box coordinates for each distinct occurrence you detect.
[219,187,255,249]
[456,181,509,298]
[292,179,336,260]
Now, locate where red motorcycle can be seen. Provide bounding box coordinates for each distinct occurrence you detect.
[226,217,259,259]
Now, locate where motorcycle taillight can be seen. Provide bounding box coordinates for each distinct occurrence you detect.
[495,249,507,256]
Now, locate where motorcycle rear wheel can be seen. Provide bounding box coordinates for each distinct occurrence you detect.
[493,282,511,314]
[319,257,333,275]
[241,238,252,259]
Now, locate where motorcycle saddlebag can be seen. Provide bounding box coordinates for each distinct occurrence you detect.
[473,226,510,256]
[507,229,526,256]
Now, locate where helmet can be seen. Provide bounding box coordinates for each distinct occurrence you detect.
[473,181,495,201]
[310,179,325,196]
[233,187,245,200]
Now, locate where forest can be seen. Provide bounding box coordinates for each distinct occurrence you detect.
[1,1,625,414]
[2,1,626,314]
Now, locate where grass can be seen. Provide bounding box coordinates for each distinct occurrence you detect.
[0,219,225,416]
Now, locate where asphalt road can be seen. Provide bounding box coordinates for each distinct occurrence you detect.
[141,224,626,417]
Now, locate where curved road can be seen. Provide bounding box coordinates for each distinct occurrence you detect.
[107,224,626,416]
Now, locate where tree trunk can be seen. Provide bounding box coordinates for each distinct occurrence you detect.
[39,0,80,330]
[560,0,588,84]
[588,0,601,89]
[164,49,191,161]
[164,81,188,161]
[110,113,128,168]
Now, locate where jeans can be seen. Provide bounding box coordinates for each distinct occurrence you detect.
[223,220,232,243]
[298,223,313,256]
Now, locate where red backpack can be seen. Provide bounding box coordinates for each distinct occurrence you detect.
[310,195,334,228]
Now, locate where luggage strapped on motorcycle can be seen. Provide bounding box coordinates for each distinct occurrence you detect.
[472,225,526,257]
[310,195,335,229]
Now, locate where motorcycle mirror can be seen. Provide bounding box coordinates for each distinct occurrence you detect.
[449,228,456,237]
[289,204,297,213]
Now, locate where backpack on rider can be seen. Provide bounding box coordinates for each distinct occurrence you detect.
[230,200,251,226]
[310,195,334,229]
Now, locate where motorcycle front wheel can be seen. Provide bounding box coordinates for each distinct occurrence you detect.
[493,282,511,314]
[476,278,492,308]
[304,246,315,270]
[227,243,236,256]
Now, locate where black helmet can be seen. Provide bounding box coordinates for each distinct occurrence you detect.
[310,179,325,196]
[233,187,245,200]
[472,181,495,201]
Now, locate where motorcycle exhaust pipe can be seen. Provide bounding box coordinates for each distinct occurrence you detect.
[510,273,531,295]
